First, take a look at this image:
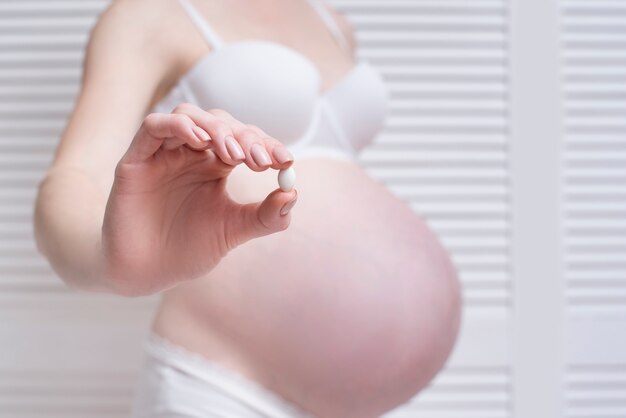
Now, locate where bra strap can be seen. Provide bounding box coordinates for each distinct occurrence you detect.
[178,0,224,49]
[305,0,350,52]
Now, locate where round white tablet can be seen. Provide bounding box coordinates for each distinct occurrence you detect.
[278,166,296,192]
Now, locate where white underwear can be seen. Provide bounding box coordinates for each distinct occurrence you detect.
[130,333,316,418]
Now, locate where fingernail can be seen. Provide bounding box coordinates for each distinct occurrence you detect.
[225,135,245,161]
[280,197,298,216]
[192,125,210,142]
[250,143,272,166]
[273,147,293,164]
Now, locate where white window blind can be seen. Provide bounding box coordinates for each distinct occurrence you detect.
[0,0,623,417]
[561,1,626,417]
[0,2,159,416]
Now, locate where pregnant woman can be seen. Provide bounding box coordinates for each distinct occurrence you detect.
[34,0,462,416]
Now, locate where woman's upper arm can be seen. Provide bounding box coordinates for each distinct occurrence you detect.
[50,0,176,195]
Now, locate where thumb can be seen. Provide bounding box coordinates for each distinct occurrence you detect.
[230,188,298,247]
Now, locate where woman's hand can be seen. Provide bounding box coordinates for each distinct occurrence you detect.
[101,103,297,296]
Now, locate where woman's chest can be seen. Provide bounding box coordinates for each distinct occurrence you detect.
[151,43,389,153]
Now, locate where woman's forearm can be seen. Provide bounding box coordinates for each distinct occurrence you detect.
[33,165,115,295]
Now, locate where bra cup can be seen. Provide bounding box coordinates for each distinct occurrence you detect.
[185,42,321,144]
[325,64,390,153]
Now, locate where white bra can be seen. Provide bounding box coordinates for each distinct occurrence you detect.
[150,0,390,161]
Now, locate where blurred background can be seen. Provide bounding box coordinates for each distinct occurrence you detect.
[1,0,625,417]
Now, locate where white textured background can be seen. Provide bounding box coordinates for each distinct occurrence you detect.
[0,0,625,417]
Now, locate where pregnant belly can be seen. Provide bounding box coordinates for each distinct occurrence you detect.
[155,158,462,418]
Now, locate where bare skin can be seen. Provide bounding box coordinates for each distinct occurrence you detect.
[34,0,462,417]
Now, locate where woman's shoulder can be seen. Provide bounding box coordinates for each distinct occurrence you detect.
[91,0,178,48]
[86,0,205,102]
[322,3,357,56]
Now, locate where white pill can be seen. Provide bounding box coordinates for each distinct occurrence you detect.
[278,166,296,192]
